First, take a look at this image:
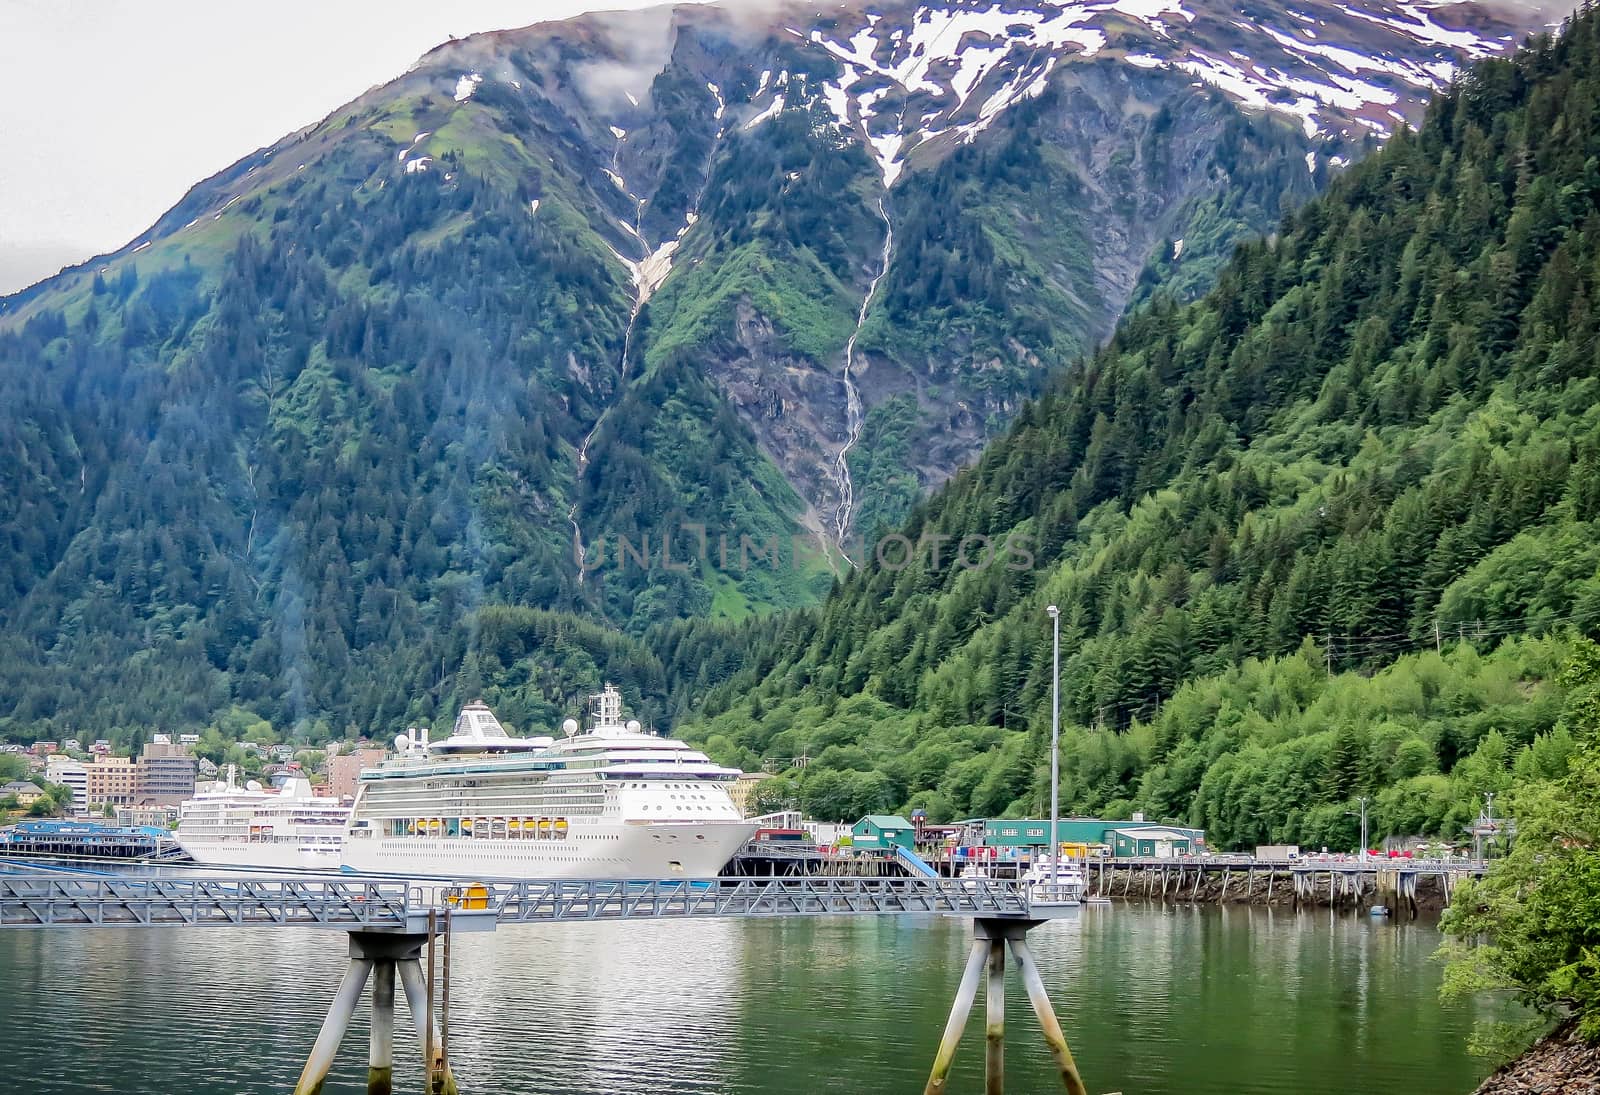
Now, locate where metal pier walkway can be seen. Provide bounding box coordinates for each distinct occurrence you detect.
[0,874,1044,932]
[0,871,1089,1095]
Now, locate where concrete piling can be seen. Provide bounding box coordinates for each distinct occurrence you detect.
[400,954,461,1095]
[291,930,462,1095]
[1008,931,1089,1095]
[369,960,396,1095]
[926,919,1091,1095]
[924,939,989,1095]
[294,958,374,1095]
[985,938,1006,1095]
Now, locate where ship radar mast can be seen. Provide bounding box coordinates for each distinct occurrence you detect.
[589,683,625,730]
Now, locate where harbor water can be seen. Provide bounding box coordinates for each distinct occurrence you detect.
[0,903,1499,1094]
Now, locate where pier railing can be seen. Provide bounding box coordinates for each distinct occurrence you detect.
[0,875,412,928]
[421,875,1034,923]
[0,873,1046,930]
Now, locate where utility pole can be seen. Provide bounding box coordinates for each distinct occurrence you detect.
[1434,620,1441,654]
[1346,795,1369,857]
[1484,791,1496,859]
[1047,604,1061,888]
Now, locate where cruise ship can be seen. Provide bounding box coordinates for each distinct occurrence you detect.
[341,686,758,879]
[176,768,350,870]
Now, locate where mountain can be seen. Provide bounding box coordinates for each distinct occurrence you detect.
[0,0,1554,739]
[675,5,1600,847]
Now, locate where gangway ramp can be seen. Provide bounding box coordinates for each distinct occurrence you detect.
[895,844,941,878]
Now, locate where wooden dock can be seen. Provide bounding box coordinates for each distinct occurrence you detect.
[1081,857,1484,917]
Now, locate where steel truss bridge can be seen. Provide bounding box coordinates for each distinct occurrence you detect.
[0,873,1045,931]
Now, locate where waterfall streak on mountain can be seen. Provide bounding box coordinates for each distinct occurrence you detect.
[570,114,727,584]
[830,199,893,560]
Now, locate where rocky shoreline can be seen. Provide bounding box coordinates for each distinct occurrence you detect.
[1474,1023,1600,1093]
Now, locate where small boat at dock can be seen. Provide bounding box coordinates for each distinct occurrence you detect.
[1024,859,1087,905]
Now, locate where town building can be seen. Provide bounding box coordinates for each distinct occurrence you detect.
[851,815,917,851]
[44,755,88,813]
[981,817,1206,858]
[134,740,197,805]
[802,819,849,847]
[85,756,138,808]
[326,748,387,800]
[2,780,44,806]
[116,804,179,828]
[728,772,770,818]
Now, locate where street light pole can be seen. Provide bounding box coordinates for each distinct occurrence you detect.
[1047,604,1061,885]
[1358,795,1368,857]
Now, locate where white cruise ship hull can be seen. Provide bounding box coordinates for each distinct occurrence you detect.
[341,819,757,880]
[177,838,344,872]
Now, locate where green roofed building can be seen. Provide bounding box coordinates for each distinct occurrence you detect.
[852,815,916,851]
[982,818,1204,858]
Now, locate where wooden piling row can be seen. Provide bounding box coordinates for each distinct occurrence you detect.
[1088,861,1471,915]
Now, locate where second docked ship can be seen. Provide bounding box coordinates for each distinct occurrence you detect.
[340,685,756,879]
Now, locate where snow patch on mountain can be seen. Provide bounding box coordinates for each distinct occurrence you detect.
[454,73,483,102]
[745,94,786,130]
[770,0,1519,186]
[1342,2,1502,54]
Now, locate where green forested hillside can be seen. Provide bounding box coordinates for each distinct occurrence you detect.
[0,5,1336,742]
[676,8,1600,844]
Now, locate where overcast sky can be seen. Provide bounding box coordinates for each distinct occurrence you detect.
[0,1,727,295]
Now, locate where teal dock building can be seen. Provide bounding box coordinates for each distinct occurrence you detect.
[982,818,1205,858]
[851,815,918,851]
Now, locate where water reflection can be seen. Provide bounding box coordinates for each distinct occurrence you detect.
[0,906,1496,1094]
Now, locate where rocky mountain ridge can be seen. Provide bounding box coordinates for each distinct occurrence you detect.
[0,0,1564,735]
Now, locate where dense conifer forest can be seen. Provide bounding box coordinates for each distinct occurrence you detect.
[673,6,1600,847]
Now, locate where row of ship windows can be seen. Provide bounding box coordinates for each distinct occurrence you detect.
[387,817,571,839]
[189,835,341,845]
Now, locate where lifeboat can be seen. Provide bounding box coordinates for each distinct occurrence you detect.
[554,818,569,839]
[460,818,474,833]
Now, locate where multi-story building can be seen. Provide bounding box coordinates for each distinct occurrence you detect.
[135,740,197,806]
[116,804,179,828]
[326,748,387,800]
[44,755,88,814]
[85,756,138,808]
[728,772,771,818]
